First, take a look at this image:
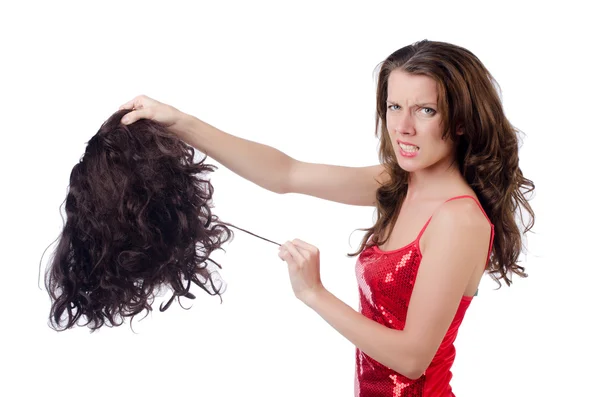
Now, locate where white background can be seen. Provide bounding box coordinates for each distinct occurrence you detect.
[1,1,599,396]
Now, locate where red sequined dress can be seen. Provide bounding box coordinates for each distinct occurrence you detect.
[354,195,494,397]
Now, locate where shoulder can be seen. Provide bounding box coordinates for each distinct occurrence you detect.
[404,196,493,373]
[435,197,490,230]
[421,196,491,251]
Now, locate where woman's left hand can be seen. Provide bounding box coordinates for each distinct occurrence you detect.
[278,239,324,304]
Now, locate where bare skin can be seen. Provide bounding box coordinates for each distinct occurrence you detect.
[119,71,492,378]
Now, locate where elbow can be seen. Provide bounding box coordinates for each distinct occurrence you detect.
[404,365,426,381]
[401,359,426,381]
[274,183,289,195]
[395,350,431,381]
[275,174,291,195]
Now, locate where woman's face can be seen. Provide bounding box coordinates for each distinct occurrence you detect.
[386,69,457,173]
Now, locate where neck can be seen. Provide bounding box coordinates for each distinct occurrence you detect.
[405,161,466,201]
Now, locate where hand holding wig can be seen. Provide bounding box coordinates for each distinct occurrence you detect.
[44,109,278,332]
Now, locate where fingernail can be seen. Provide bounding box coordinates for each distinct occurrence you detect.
[122,117,129,124]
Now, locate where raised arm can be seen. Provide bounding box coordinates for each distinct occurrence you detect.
[287,161,388,206]
[120,95,389,207]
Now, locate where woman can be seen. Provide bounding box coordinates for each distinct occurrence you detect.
[120,39,534,396]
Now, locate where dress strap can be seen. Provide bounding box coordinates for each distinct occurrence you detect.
[444,195,495,260]
[415,195,495,260]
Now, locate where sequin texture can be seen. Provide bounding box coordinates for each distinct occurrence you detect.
[355,243,427,396]
[353,195,495,397]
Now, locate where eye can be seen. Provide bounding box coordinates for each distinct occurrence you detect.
[387,104,400,111]
[419,107,436,116]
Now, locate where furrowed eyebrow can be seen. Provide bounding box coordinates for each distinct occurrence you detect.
[385,100,437,107]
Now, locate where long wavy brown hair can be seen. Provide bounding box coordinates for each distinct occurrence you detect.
[348,40,535,287]
[44,109,234,332]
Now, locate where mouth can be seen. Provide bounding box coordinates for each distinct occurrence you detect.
[398,142,419,153]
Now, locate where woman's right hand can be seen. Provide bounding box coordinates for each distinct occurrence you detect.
[118,95,190,139]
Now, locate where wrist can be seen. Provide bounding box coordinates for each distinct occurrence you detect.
[175,114,213,155]
[301,285,328,309]
[175,113,200,142]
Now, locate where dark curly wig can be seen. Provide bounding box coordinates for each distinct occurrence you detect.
[44,109,266,332]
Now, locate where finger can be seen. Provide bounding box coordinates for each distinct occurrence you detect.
[292,244,311,258]
[121,108,153,125]
[118,96,144,110]
[278,249,297,269]
[118,99,136,110]
[278,245,291,259]
[292,239,318,254]
[121,94,153,110]
[283,241,309,262]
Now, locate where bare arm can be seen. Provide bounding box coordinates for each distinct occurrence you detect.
[297,199,492,379]
[178,115,389,206]
[287,162,388,206]
[119,95,389,206]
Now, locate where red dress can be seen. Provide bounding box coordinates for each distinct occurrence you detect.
[354,195,494,396]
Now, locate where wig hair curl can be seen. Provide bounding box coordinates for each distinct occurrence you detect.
[45,109,237,332]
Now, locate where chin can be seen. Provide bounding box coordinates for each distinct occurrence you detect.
[398,165,423,173]
[396,156,423,173]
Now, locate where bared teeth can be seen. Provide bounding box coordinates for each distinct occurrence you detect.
[399,143,419,152]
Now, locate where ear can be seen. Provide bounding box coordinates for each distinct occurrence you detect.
[456,124,464,136]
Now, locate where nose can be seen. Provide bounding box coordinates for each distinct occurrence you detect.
[389,111,416,136]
